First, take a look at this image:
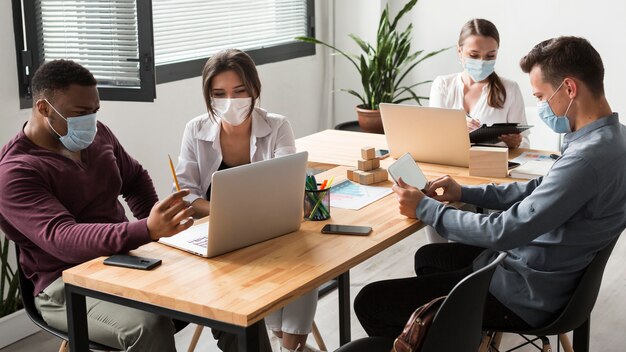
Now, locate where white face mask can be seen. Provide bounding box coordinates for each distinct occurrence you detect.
[212,98,252,126]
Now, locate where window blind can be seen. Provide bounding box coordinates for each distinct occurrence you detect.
[36,0,141,88]
[152,0,309,66]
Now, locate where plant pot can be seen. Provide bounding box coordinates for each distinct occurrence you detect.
[0,309,39,348]
[356,105,384,134]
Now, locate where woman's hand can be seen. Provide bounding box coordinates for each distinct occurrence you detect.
[499,133,522,148]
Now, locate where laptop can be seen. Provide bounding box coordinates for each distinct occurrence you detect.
[159,151,308,257]
[380,104,470,167]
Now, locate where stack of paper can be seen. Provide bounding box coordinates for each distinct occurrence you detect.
[509,160,554,179]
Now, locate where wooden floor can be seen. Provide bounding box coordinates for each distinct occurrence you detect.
[2,228,625,352]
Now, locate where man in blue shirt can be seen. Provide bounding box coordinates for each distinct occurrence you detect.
[355,36,626,337]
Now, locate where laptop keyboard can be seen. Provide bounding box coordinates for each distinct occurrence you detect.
[189,236,208,248]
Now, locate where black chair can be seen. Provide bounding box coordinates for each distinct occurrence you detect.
[15,246,188,352]
[336,251,508,352]
[482,237,619,352]
[15,246,118,352]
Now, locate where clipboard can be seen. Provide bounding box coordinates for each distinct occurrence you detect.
[469,123,533,144]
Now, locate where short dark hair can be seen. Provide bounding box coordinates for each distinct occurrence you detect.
[520,36,604,97]
[202,49,261,121]
[31,59,97,102]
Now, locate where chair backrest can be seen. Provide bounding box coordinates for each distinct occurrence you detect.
[14,246,118,350]
[14,246,68,341]
[421,252,507,352]
[528,237,619,335]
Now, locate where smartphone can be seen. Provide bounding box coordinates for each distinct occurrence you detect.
[103,254,162,270]
[508,161,520,169]
[375,149,390,159]
[321,224,372,236]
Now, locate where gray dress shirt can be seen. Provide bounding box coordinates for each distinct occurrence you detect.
[415,113,626,327]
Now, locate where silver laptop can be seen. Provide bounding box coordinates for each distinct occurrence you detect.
[159,151,308,257]
[380,104,470,167]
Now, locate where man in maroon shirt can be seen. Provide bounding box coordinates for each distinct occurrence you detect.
[0,60,195,351]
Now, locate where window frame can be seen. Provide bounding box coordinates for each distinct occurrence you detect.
[14,0,156,109]
[13,0,315,108]
[154,0,316,84]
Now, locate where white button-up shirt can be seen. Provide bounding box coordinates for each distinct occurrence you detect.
[429,72,530,148]
[175,107,296,203]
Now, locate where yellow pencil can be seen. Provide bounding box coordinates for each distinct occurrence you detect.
[168,154,181,191]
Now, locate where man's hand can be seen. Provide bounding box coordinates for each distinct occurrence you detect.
[499,133,522,148]
[392,178,425,219]
[423,175,462,203]
[147,189,195,240]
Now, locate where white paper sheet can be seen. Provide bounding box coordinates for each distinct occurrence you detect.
[330,180,393,210]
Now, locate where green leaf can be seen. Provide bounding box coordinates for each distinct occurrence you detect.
[340,89,367,106]
[295,36,361,72]
[349,34,371,53]
[390,0,419,30]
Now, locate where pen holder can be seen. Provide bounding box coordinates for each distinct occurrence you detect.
[304,187,331,221]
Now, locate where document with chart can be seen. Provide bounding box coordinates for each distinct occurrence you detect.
[330,180,393,210]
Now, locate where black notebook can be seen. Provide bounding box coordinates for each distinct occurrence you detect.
[469,123,533,144]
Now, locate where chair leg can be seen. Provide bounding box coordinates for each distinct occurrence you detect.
[187,325,204,352]
[311,321,327,351]
[559,333,573,352]
[59,340,68,352]
[478,331,501,352]
[539,336,552,352]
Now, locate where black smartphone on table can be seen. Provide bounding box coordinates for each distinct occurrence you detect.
[321,224,373,236]
[103,254,162,270]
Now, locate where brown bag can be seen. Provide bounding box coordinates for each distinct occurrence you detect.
[391,296,446,352]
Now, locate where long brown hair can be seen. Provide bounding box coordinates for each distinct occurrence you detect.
[201,49,261,121]
[458,19,506,109]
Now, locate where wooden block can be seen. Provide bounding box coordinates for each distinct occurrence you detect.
[372,157,380,169]
[469,146,509,178]
[373,168,388,183]
[346,168,356,181]
[354,170,375,185]
[361,147,375,160]
[357,159,374,171]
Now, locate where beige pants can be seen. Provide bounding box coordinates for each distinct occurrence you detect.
[35,277,273,352]
[35,277,177,351]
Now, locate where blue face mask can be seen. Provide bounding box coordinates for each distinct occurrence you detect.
[536,81,573,134]
[44,99,98,152]
[463,57,496,82]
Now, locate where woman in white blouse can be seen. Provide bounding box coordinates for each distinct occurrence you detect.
[175,49,319,352]
[430,18,529,148]
[426,19,529,244]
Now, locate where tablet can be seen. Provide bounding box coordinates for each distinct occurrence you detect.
[387,152,428,189]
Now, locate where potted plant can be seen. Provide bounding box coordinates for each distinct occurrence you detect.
[297,0,449,133]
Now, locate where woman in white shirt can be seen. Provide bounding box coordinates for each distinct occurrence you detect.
[426,19,528,244]
[175,49,319,352]
[429,18,529,148]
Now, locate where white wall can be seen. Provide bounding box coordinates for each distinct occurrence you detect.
[0,1,328,201]
[389,0,626,125]
[332,0,385,124]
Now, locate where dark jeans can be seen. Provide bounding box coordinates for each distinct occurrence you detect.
[354,243,532,339]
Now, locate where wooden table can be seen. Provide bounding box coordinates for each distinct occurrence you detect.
[296,129,547,183]
[64,129,555,352]
[63,166,425,351]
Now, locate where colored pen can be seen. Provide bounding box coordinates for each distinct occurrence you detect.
[168,154,181,191]
[320,179,328,190]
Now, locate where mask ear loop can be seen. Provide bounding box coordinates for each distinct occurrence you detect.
[42,99,67,138]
